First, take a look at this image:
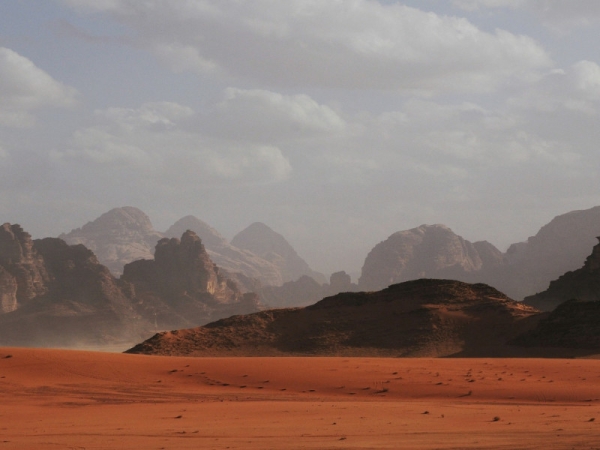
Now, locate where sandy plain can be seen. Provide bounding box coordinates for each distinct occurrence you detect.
[1,348,600,449]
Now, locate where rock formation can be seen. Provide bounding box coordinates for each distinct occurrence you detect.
[126,279,542,357]
[0,224,260,347]
[358,224,504,292]
[523,237,600,311]
[232,222,326,284]
[514,299,600,349]
[164,216,282,288]
[495,206,600,300]
[0,232,147,347]
[122,230,260,329]
[59,207,164,276]
[0,223,49,312]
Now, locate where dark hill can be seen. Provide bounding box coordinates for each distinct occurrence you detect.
[126,279,542,357]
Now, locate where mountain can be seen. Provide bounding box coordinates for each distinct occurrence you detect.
[496,206,600,300]
[231,222,325,284]
[164,216,283,288]
[126,279,541,357]
[0,226,147,347]
[522,237,600,311]
[59,207,164,276]
[358,224,503,292]
[121,230,260,329]
[0,224,260,347]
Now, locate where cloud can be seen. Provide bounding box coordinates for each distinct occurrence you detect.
[0,47,78,127]
[453,1,600,29]
[204,88,346,142]
[53,101,292,185]
[60,0,552,94]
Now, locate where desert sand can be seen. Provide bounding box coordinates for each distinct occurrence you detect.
[1,348,600,449]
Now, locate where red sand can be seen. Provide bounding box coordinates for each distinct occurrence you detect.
[1,348,600,449]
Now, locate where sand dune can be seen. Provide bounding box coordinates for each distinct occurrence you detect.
[1,348,600,449]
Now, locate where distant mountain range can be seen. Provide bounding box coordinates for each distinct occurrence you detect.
[59,207,325,288]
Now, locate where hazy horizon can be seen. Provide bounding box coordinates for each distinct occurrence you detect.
[2,1,600,274]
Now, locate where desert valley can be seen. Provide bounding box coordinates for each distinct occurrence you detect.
[0,206,600,448]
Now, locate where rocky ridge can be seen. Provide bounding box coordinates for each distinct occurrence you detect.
[0,224,260,347]
[126,279,542,357]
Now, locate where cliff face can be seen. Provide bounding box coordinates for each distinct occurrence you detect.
[0,225,260,347]
[122,230,260,329]
[358,225,503,292]
[0,223,49,312]
[59,207,164,276]
[0,233,147,347]
[164,216,283,287]
[523,237,600,311]
[232,222,325,284]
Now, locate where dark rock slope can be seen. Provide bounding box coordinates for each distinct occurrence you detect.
[523,237,600,311]
[126,279,541,357]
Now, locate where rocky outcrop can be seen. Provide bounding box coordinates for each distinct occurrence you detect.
[493,206,600,300]
[59,207,164,276]
[126,279,542,357]
[0,234,148,347]
[0,224,261,347]
[164,216,283,287]
[523,237,600,311]
[0,223,49,312]
[122,231,261,329]
[358,224,503,291]
[514,299,600,349]
[232,222,325,284]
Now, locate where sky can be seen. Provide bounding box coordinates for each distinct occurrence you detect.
[2,1,600,276]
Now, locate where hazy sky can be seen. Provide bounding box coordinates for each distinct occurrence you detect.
[2,1,600,275]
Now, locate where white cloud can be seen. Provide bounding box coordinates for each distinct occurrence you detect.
[453,1,600,29]
[61,0,552,94]
[54,101,292,185]
[205,88,346,142]
[0,47,78,127]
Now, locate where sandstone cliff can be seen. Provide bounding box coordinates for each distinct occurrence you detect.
[164,216,282,287]
[59,207,164,276]
[122,230,261,330]
[0,233,147,347]
[232,222,325,284]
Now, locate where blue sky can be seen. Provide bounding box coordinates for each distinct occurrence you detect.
[2,0,600,275]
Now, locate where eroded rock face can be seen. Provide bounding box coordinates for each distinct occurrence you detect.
[59,207,164,276]
[232,222,325,284]
[523,237,600,311]
[0,223,49,311]
[0,232,147,347]
[358,224,503,291]
[164,216,283,288]
[122,231,260,329]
